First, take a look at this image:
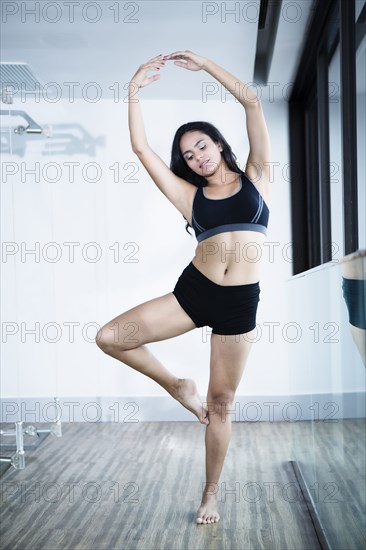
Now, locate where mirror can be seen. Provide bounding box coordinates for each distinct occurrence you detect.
[288,250,366,549]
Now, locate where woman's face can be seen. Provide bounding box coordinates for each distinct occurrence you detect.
[179,131,223,176]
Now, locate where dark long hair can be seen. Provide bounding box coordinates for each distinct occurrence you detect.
[169,121,244,236]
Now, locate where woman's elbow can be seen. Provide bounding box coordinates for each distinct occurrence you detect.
[132,144,148,156]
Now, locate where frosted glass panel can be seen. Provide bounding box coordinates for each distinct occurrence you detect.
[288,251,366,549]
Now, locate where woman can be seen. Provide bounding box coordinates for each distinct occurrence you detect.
[96,50,272,524]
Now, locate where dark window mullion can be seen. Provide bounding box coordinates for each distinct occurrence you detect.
[340,0,358,254]
[289,100,309,275]
[305,93,321,268]
[304,110,313,267]
[317,52,332,263]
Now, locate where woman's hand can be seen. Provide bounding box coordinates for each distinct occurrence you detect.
[129,54,166,89]
[163,50,207,71]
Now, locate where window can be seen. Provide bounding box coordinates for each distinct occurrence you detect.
[288,0,365,274]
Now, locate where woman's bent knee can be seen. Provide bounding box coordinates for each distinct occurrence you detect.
[95,293,196,354]
[95,328,111,352]
[95,327,123,352]
[95,324,141,352]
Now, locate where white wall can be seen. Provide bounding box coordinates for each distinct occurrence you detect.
[2,94,295,406]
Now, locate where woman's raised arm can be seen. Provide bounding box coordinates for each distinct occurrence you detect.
[164,50,271,189]
[163,50,260,108]
[126,55,196,223]
[127,55,165,153]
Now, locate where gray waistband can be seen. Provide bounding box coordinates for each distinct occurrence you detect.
[196,223,267,243]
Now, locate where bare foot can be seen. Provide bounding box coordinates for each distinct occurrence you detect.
[175,378,209,425]
[196,494,220,524]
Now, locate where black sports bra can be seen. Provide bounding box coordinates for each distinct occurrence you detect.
[191,171,270,243]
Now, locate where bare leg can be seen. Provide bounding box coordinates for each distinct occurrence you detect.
[196,331,255,524]
[349,323,366,367]
[96,292,209,424]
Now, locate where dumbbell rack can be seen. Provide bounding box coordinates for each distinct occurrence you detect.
[0,397,62,470]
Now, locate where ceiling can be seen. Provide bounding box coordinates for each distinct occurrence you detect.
[1,0,315,101]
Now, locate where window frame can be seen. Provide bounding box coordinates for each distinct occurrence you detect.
[288,0,363,275]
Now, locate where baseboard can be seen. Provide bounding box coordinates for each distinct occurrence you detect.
[1,392,365,423]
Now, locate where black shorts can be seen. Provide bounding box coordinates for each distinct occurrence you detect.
[172,261,261,335]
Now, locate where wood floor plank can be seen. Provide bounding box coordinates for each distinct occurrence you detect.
[0,420,341,549]
[291,418,366,549]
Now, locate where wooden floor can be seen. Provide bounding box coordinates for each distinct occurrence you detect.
[0,421,321,550]
[291,418,366,550]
